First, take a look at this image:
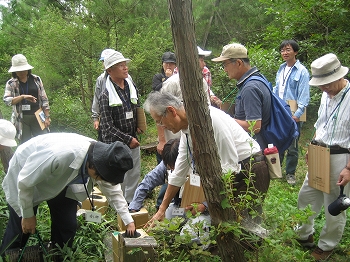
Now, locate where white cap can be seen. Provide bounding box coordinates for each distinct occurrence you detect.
[0,119,17,147]
[99,49,115,61]
[197,46,212,57]
[104,51,131,70]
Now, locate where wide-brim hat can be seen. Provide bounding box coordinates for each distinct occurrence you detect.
[0,119,17,147]
[162,52,176,63]
[99,48,115,61]
[309,53,349,86]
[104,51,131,70]
[197,46,212,57]
[93,141,133,185]
[8,54,34,73]
[212,43,248,62]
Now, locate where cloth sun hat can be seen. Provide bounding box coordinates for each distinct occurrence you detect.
[8,54,34,73]
[93,141,133,185]
[309,53,349,86]
[99,49,115,61]
[162,52,176,63]
[197,46,212,57]
[104,51,131,70]
[211,43,248,62]
[0,119,17,147]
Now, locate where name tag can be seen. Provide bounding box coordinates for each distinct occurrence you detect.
[22,104,31,111]
[172,207,185,216]
[85,210,102,223]
[190,173,201,187]
[126,111,133,119]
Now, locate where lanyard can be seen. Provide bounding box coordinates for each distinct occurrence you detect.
[115,82,132,110]
[20,81,29,104]
[323,86,350,128]
[185,133,196,174]
[81,162,95,211]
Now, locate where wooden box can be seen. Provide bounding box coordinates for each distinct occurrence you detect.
[112,229,157,262]
[117,208,149,231]
[81,194,108,215]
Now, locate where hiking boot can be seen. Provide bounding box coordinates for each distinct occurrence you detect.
[286,174,296,185]
[311,246,333,261]
[297,234,315,248]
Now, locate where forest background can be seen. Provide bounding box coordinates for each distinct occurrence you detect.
[0,0,350,261]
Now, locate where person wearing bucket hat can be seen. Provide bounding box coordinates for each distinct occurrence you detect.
[3,54,50,144]
[0,132,136,255]
[99,50,141,203]
[0,119,17,149]
[91,48,134,141]
[212,43,272,150]
[152,51,178,91]
[296,53,350,261]
[274,40,310,186]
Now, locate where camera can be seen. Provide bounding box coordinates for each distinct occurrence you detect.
[328,186,350,216]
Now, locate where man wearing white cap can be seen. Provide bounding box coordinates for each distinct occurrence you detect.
[98,50,141,203]
[212,43,271,150]
[0,119,17,149]
[296,53,350,261]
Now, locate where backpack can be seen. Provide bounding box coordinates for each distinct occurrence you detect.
[244,75,299,153]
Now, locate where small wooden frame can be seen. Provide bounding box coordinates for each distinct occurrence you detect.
[308,144,330,193]
[287,100,306,122]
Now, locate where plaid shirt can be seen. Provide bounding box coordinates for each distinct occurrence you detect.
[99,79,139,145]
[3,74,50,140]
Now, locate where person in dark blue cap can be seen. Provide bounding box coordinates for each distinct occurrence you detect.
[0,132,135,254]
[152,51,177,91]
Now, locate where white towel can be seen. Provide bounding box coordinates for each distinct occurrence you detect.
[105,76,138,107]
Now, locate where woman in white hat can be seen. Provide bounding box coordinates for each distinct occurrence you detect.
[3,54,50,143]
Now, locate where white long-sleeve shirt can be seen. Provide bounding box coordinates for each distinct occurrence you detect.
[168,106,261,187]
[2,132,133,226]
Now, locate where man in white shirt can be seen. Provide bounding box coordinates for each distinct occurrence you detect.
[143,91,270,226]
[0,133,135,254]
[296,53,350,261]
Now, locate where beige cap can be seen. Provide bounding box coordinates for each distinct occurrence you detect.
[212,43,248,62]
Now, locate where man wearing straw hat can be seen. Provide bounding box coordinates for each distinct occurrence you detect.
[296,53,350,261]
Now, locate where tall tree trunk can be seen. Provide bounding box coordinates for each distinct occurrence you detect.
[0,112,14,174]
[167,1,245,261]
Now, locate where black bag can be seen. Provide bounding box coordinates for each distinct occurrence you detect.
[4,231,48,262]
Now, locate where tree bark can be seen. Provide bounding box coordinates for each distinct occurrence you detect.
[167,1,245,261]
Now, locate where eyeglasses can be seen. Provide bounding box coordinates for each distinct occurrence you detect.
[156,112,167,126]
[111,63,128,69]
[222,59,236,69]
[280,48,293,54]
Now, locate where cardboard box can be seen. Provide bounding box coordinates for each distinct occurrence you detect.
[81,194,108,215]
[117,208,149,231]
[112,229,157,262]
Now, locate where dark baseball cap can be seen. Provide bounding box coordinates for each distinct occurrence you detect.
[162,52,176,63]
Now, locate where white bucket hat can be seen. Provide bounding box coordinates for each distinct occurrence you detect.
[104,51,131,70]
[99,48,115,61]
[197,46,212,57]
[0,119,17,147]
[309,53,349,86]
[8,54,34,73]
